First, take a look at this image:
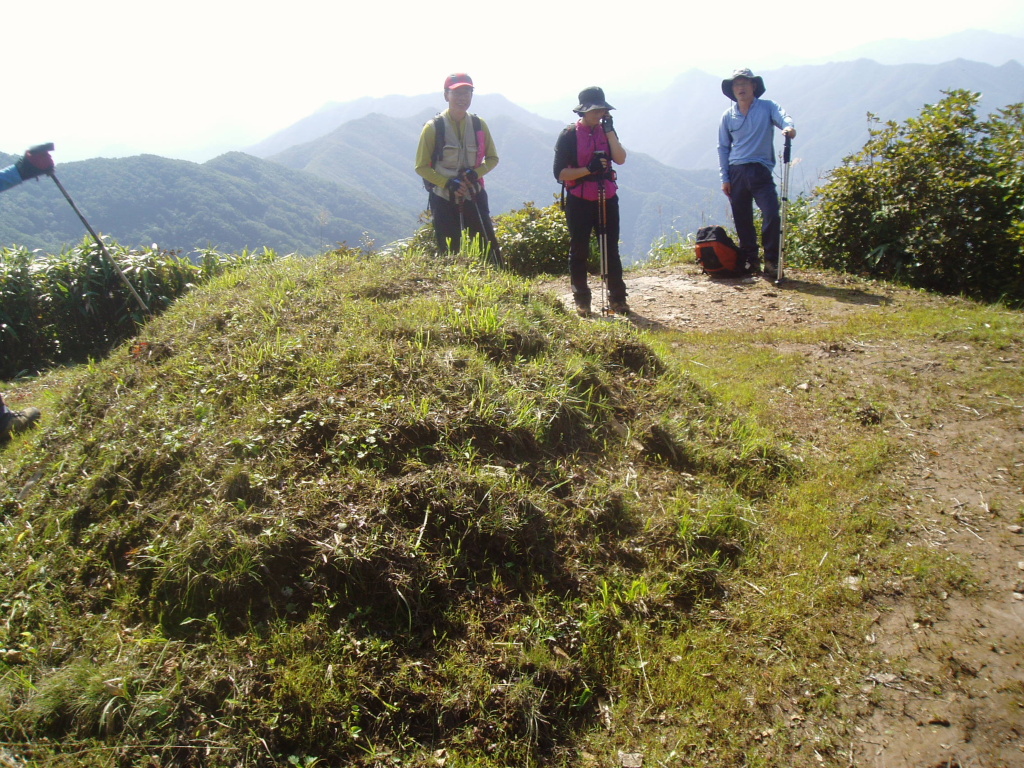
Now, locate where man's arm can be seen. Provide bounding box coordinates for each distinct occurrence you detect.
[0,164,23,193]
[0,146,55,193]
[717,118,733,196]
[771,101,796,139]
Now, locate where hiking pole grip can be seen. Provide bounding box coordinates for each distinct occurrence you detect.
[47,172,151,316]
[783,134,792,164]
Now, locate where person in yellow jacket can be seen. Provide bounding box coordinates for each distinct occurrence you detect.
[415,73,501,263]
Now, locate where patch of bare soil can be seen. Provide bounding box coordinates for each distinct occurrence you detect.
[547,265,1024,767]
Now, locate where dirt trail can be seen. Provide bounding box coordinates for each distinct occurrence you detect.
[547,265,1024,767]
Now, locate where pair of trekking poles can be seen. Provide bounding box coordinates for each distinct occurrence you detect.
[596,177,612,315]
[28,143,151,316]
[454,173,503,269]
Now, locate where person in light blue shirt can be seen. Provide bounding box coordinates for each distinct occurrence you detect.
[717,68,796,275]
[0,144,52,440]
[0,146,53,192]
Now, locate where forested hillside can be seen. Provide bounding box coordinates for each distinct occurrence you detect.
[0,152,412,255]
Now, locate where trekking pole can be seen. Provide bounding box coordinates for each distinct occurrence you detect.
[776,134,792,285]
[37,144,150,315]
[597,178,609,315]
[466,181,503,269]
[457,198,466,253]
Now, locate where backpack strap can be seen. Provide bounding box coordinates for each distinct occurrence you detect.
[430,114,445,167]
[423,115,446,192]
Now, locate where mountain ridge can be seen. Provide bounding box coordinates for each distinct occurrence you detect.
[0,152,413,255]
[3,55,1022,257]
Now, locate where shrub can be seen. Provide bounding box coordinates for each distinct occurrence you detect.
[412,201,572,278]
[795,90,1024,303]
[409,210,437,255]
[0,239,277,378]
[492,200,570,277]
[646,229,698,269]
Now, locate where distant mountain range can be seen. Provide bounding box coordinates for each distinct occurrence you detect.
[0,152,410,255]
[247,58,1024,255]
[820,29,1023,68]
[615,58,1024,188]
[2,48,1022,260]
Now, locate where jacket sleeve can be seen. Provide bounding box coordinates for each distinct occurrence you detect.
[716,115,732,185]
[552,128,573,182]
[0,164,24,193]
[770,100,795,132]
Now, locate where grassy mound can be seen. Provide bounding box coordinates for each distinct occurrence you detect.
[1,249,879,767]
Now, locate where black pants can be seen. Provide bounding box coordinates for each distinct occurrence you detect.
[429,188,501,261]
[728,162,780,268]
[565,192,626,305]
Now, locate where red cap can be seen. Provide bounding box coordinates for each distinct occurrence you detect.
[444,73,474,91]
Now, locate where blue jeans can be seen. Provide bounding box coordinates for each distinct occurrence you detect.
[728,163,780,267]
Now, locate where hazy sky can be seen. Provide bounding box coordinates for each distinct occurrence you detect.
[4,0,1023,163]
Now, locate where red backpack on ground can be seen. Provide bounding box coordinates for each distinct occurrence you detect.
[694,226,749,278]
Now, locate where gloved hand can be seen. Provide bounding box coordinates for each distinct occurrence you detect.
[601,114,615,134]
[15,146,54,180]
[462,168,479,184]
[586,155,607,175]
[445,177,463,196]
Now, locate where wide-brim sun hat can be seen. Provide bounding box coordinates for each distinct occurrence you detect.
[721,68,766,101]
[573,86,615,114]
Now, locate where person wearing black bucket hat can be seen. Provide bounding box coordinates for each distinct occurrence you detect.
[553,86,629,316]
[717,68,796,276]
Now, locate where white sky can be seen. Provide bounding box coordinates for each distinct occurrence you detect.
[4,0,1023,163]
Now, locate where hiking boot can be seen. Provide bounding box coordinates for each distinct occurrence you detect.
[609,299,631,315]
[575,302,592,318]
[0,407,41,439]
[763,261,779,278]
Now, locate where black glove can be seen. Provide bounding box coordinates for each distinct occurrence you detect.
[462,168,479,184]
[601,114,615,134]
[445,177,463,195]
[586,155,607,175]
[15,147,54,180]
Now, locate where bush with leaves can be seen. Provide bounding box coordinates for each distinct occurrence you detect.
[0,239,277,379]
[492,200,571,277]
[412,201,572,278]
[795,90,1024,303]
